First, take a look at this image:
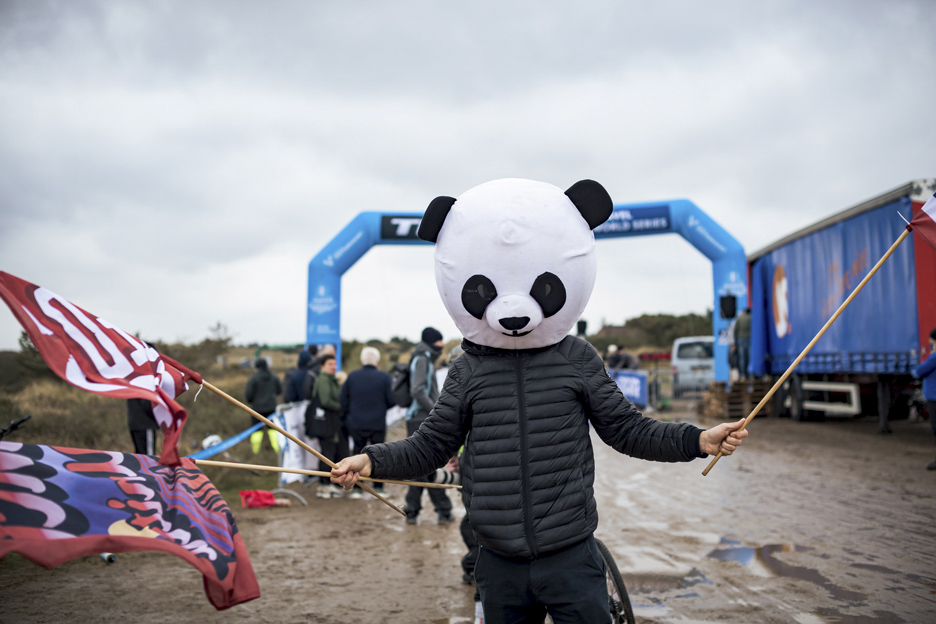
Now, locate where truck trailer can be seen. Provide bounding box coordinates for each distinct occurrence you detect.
[746,179,936,423]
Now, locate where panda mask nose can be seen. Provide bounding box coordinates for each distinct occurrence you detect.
[486,295,544,337]
[499,317,530,331]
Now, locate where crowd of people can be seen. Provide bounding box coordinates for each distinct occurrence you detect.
[242,328,458,516]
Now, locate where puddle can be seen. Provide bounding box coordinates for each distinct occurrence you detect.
[631,599,674,621]
[904,573,936,594]
[681,567,713,589]
[812,607,903,623]
[850,562,898,575]
[707,543,865,602]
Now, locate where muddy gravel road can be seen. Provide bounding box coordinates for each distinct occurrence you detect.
[2,409,935,623]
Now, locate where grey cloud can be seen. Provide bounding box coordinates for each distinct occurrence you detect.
[1,0,934,350]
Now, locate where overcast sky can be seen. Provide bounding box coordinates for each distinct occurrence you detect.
[1,0,934,353]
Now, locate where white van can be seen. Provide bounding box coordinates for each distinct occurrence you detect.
[671,336,714,397]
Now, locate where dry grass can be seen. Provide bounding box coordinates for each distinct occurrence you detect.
[0,359,284,493]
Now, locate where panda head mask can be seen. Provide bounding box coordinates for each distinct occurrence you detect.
[417,178,612,350]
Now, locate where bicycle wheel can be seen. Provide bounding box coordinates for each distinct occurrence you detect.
[594,538,635,624]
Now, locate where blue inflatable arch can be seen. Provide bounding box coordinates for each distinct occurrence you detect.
[307,202,746,380]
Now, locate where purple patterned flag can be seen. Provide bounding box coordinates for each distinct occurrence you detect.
[0,441,260,610]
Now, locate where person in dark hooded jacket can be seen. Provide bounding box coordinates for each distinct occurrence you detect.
[245,358,282,454]
[400,327,454,524]
[286,350,315,403]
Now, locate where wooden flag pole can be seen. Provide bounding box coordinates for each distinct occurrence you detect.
[194,458,461,490]
[200,380,405,515]
[702,228,911,477]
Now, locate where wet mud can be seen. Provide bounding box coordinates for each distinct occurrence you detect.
[1,408,934,623]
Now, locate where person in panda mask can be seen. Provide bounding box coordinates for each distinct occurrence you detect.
[333,178,747,623]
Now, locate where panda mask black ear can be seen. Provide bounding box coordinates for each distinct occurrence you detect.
[417,196,456,243]
[565,180,613,230]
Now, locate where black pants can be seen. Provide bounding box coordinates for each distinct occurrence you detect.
[403,417,451,516]
[461,515,479,577]
[474,536,611,624]
[350,429,385,455]
[404,477,453,516]
[130,428,157,456]
[317,435,349,484]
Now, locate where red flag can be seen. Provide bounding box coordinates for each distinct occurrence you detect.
[0,441,260,609]
[0,271,201,465]
[910,191,936,251]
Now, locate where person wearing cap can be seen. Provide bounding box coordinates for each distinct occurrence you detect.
[245,357,282,454]
[402,327,454,524]
[912,327,936,470]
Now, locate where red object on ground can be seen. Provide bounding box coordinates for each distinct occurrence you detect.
[240,490,277,509]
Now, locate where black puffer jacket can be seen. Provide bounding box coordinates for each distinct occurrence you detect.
[365,335,704,559]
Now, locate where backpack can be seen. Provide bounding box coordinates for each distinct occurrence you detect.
[303,386,326,438]
[390,361,414,408]
[390,351,433,409]
[301,369,318,401]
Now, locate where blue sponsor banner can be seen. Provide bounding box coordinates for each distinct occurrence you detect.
[758,198,919,374]
[308,201,746,379]
[612,370,648,408]
[594,205,672,238]
[380,215,424,241]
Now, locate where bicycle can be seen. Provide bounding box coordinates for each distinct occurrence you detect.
[594,538,636,624]
[539,537,636,624]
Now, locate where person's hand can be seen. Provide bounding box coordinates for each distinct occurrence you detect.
[699,419,748,456]
[330,454,372,490]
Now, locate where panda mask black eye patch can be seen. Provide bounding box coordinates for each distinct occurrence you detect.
[462,275,498,319]
[530,272,566,318]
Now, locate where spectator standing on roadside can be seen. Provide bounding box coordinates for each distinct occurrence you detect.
[340,346,394,497]
[402,327,454,525]
[912,327,936,470]
[286,350,315,403]
[733,308,752,380]
[311,354,348,498]
[245,358,282,454]
[605,344,638,372]
[604,345,623,370]
[127,398,159,456]
[314,344,335,376]
[285,346,318,401]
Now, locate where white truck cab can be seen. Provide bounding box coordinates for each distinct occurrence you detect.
[671,336,714,397]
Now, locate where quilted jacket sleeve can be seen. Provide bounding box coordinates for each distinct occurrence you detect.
[579,343,704,462]
[365,359,471,480]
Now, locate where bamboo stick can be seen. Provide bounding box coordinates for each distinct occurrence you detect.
[702,228,911,476]
[200,380,405,515]
[194,458,461,489]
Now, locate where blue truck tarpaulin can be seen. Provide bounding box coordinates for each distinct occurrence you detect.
[751,197,919,376]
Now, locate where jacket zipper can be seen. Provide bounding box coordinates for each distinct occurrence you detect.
[515,354,538,557]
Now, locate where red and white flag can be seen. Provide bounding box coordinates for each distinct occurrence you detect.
[0,271,201,466]
[911,191,936,251]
